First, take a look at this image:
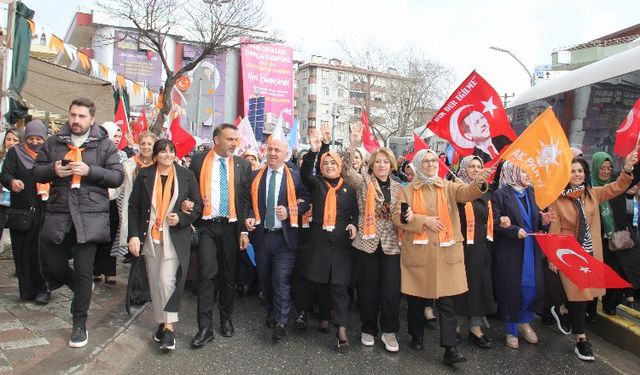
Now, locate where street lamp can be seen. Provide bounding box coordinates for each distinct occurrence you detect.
[489,46,534,87]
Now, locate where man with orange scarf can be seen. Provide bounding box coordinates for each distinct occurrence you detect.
[245,137,310,341]
[188,123,252,347]
[33,98,124,348]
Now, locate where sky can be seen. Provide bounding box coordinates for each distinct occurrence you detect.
[13,0,640,101]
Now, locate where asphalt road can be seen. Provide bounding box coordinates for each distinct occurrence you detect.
[124,290,640,375]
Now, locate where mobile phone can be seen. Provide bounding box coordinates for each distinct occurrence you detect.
[61,159,72,166]
[401,202,409,224]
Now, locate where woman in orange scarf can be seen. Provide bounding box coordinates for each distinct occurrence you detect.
[342,125,403,353]
[392,149,491,366]
[0,121,49,304]
[300,135,358,347]
[453,155,497,349]
[128,139,202,352]
[112,132,158,258]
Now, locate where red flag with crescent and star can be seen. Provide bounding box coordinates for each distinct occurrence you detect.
[426,71,516,165]
[534,234,631,290]
[613,96,640,158]
[361,110,380,152]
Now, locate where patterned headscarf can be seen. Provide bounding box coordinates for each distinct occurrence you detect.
[457,155,483,184]
[412,149,439,184]
[499,161,528,191]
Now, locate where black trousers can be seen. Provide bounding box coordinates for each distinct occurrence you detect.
[317,283,349,327]
[93,201,118,277]
[356,246,400,335]
[568,301,587,335]
[10,222,47,300]
[407,295,457,347]
[41,229,97,327]
[602,288,634,312]
[196,220,239,329]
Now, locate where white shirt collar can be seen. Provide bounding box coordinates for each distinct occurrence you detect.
[268,165,285,174]
[214,152,230,163]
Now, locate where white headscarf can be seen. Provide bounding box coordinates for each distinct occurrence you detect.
[412,149,439,184]
[101,121,119,142]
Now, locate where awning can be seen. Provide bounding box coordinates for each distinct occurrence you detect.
[508,44,640,108]
[1,56,115,123]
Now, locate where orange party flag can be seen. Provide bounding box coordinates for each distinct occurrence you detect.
[501,107,572,209]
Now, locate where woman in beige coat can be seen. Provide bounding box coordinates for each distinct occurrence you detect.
[547,152,636,362]
[392,149,491,365]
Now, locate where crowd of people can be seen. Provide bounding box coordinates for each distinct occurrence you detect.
[1,97,640,365]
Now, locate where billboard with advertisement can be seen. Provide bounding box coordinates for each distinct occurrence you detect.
[112,32,163,92]
[241,43,293,141]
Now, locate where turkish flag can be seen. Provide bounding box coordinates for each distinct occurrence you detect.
[613,96,640,158]
[426,71,516,163]
[404,133,449,178]
[114,97,129,150]
[361,111,380,152]
[168,116,196,159]
[131,109,148,143]
[534,234,631,290]
[502,108,572,209]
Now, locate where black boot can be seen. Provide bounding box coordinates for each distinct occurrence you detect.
[443,346,467,365]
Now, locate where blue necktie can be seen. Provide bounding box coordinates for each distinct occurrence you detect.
[266,170,277,228]
[219,159,229,217]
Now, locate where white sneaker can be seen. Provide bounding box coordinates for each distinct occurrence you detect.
[381,332,399,352]
[361,332,375,347]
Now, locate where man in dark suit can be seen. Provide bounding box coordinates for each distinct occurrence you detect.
[245,138,310,341]
[188,123,252,348]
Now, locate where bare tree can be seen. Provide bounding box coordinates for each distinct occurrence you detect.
[99,0,269,133]
[338,41,453,144]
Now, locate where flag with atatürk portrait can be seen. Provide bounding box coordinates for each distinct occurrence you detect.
[426,71,516,164]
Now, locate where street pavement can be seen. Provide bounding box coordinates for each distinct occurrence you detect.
[1,232,639,375]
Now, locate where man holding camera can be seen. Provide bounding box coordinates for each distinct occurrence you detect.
[34,98,124,348]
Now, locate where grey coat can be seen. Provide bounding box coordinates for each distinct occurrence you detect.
[33,123,124,244]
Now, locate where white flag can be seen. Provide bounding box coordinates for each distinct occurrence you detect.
[235,117,258,156]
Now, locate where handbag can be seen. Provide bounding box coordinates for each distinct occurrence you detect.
[6,207,36,232]
[608,229,634,252]
[125,255,151,315]
[190,224,200,249]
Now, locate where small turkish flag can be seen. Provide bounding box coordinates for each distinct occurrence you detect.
[233,115,242,127]
[114,97,129,150]
[534,234,631,290]
[361,111,380,152]
[426,71,516,164]
[613,97,640,158]
[168,116,196,159]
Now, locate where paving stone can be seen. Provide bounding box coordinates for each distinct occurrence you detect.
[0,320,22,331]
[0,337,49,350]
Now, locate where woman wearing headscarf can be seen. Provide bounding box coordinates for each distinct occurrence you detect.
[342,124,403,353]
[591,152,640,315]
[0,121,49,303]
[128,139,202,351]
[92,122,126,284]
[492,162,552,350]
[392,149,491,365]
[300,135,358,347]
[453,155,497,349]
[546,151,636,361]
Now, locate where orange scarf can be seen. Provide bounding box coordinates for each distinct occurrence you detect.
[199,151,237,221]
[362,180,377,240]
[65,144,84,189]
[412,184,454,246]
[152,167,175,244]
[23,145,50,201]
[250,165,298,227]
[302,209,312,228]
[464,200,494,245]
[133,154,154,168]
[322,178,344,231]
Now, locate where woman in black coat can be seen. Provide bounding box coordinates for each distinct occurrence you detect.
[301,135,358,347]
[492,162,551,349]
[454,156,497,349]
[0,121,49,303]
[128,139,202,351]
